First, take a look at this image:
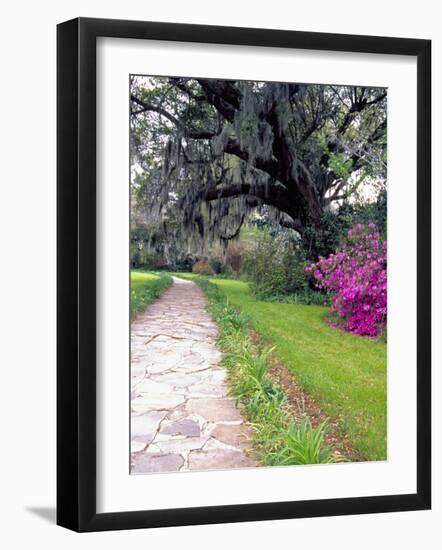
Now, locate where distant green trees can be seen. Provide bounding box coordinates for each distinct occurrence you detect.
[243,229,308,297]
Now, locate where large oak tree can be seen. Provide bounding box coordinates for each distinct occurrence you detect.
[130,76,386,257]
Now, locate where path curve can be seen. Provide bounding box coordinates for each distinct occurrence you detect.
[131,277,256,473]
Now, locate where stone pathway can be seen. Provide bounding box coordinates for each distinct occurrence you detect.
[130,277,256,474]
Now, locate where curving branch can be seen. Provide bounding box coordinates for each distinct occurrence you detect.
[219,214,246,240]
[130,95,215,140]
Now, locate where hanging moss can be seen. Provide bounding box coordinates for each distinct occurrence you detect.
[130,76,387,260]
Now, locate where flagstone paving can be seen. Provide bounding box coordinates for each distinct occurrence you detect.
[130,277,256,474]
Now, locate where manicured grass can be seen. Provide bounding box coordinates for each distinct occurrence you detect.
[130,271,173,318]
[177,274,386,461]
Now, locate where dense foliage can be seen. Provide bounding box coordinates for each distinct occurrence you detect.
[303,189,387,259]
[243,229,309,297]
[130,223,195,271]
[208,255,228,275]
[307,224,387,337]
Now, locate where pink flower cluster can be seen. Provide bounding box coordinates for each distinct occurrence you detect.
[306,223,387,337]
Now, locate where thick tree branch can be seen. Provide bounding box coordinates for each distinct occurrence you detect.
[202,179,306,236]
[279,217,305,234]
[198,80,241,109]
[131,95,215,140]
[223,137,281,180]
[202,180,290,209]
[366,92,387,106]
[338,90,387,134]
[131,95,181,126]
[168,78,206,101]
[196,80,240,122]
[350,119,387,171]
[219,214,245,240]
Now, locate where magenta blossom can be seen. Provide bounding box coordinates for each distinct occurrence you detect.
[307,224,387,337]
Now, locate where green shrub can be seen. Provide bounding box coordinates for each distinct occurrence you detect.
[208,255,228,275]
[302,193,387,260]
[255,288,331,306]
[130,243,155,269]
[242,229,310,297]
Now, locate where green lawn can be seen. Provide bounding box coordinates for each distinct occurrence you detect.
[201,277,387,461]
[130,271,173,318]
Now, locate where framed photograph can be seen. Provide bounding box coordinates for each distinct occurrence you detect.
[57,17,431,532]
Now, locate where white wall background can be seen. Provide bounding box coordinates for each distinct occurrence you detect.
[0,1,439,547]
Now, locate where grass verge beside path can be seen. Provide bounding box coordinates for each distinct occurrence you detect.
[130,271,173,319]
[212,278,387,461]
[179,275,337,466]
[175,273,386,462]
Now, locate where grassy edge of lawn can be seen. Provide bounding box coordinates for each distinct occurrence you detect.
[176,273,387,462]
[178,274,340,466]
[130,270,173,319]
[216,278,387,462]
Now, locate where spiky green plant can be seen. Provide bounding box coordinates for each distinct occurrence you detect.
[267,418,334,465]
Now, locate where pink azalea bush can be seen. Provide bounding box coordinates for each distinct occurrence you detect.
[306,223,387,337]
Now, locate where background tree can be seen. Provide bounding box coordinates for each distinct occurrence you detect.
[130,76,386,259]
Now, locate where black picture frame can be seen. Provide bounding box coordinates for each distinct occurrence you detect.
[57,17,431,532]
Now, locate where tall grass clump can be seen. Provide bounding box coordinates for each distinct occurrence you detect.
[267,418,335,465]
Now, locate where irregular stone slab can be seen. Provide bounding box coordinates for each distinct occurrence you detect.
[186,413,210,430]
[188,448,256,470]
[144,443,161,454]
[211,424,251,449]
[145,354,182,373]
[165,404,187,421]
[131,411,167,447]
[161,418,200,437]
[131,364,146,375]
[173,363,212,374]
[143,363,174,375]
[131,453,184,473]
[191,343,223,360]
[153,432,177,442]
[205,370,228,384]
[156,436,209,453]
[131,410,167,437]
[136,379,173,394]
[131,441,146,453]
[187,383,228,398]
[151,373,201,387]
[186,398,243,422]
[132,394,184,412]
